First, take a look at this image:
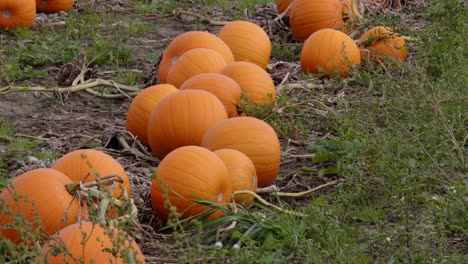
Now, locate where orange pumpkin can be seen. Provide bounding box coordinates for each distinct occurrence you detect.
[158,31,235,83]
[202,117,281,187]
[218,21,272,70]
[41,222,145,263]
[214,149,257,205]
[221,62,276,104]
[300,28,360,78]
[0,0,36,30]
[151,146,232,222]
[289,0,358,42]
[126,84,178,146]
[358,26,407,64]
[0,169,85,244]
[51,149,131,199]
[147,89,228,160]
[276,0,294,14]
[36,0,74,13]
[179,73,241,118]
[166,48,228,88]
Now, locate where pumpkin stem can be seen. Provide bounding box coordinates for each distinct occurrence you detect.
[351,0,364,20]
[232,190,307,217]
[255,179,343,198]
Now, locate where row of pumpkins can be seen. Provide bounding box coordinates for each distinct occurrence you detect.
[0,0,74,30]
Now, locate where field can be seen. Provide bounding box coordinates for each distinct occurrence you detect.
[0,0,466,263]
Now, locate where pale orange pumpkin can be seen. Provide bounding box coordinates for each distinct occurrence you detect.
[36,0,74,13]
[300,28,361,78]
[276,0,294,14]
[158,31,235,83]
[202,117,281,187]
[41,222,145,263]
[0,169,85,244]
[126,84,178,146]
[214,149,257,205]
[221,61,276,104]
[358,26,407,64]
[151,146,232,222]
[218,21,272,70]
[289,0,360,42]
[147,89,228,160]
[179,73,241,118]
[166,48,228,88]
[51,149,131,199]
[0,0,36,30]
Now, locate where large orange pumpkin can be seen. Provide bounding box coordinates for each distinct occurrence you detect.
[276,0,294,14]
[158,31,235,83]
[36,0,74,13]
[300,28,360,78]
[147,89,228,160]
[51,149,131,199]
[151,146,232,222]
[221,61,276,104]
[202,117,281,187]
[179,73,241,118]
[358,26,407,64]
[0,0,36,30]
[214,149,257,205]
[166,48,228,88]
[289,0,358,42]
[0,169,85,244]
[217,21,272,70]
[126,84,178,146]
[41,222,145,263]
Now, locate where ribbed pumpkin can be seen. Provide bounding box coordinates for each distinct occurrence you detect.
[158,31,235,83]
[166,48,228,88]
[300,28,360,78]
[221,62,276,104]
[36,0,74,13]
[358,26,407,64]
[126,84,178,146]
[202,117,281,187]
[217,21,272,70]
[151,146,232,222]
[41,222,145,264]
[179,73,241,118]
[147,89,228,160]
[214,149,257,205]
[276,0,294,14]
[289,0,359,42]
[0,169,85,244]
[0,0,36,30]
[51,149,131,199]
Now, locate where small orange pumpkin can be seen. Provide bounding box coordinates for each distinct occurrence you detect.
[166,48,228,88]
[36,0,74,13]
[179,73,242,118]
[126,84,178,146]
[0,169,85,244]
[158,31,235,83]
[51,149,131,199]
[0,0,36,30]
[276,0,294,14]
[202,117,281,187]
[147,89,228,160]
[300,28,360,78]
[151,146,232,222]
[214,149,257,205]
[218,21,272,70]
[41,222,145,263]
[358,26,407,64]
[221,61,276,104]
[289,0,359,42]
